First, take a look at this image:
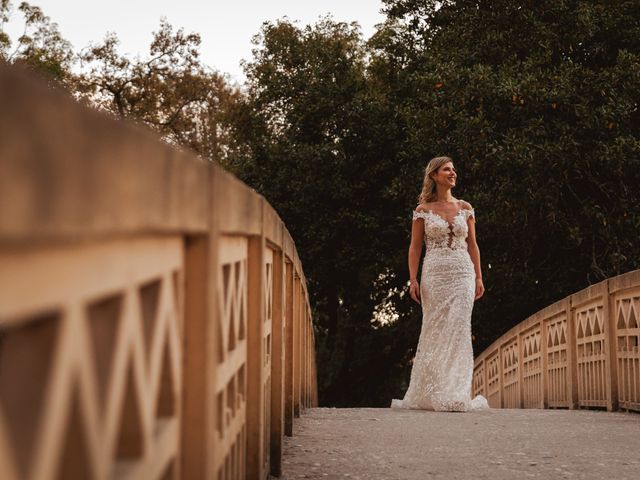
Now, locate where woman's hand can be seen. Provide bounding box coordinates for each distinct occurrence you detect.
[409,279,421,304]
[475,278,485,300]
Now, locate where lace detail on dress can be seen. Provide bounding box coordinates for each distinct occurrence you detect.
[412,202,475,253]
[411,208,475,222]
[392,200,489,412]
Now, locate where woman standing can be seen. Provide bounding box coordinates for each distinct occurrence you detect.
[391,156,489,412]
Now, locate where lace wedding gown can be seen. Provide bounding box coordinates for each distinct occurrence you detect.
[391,200,489,412]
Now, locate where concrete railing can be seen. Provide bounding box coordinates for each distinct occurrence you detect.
[0,64,317,480]
[473,269,640,413]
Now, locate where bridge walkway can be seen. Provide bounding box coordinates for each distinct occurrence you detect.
[276,407,640,480]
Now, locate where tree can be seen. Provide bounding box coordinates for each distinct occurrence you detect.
[373,0,640,362]
[0,1,74,86]
[3,1,638,407]
[1,5,244,166]
[75,19,244,164]
[236,2,640,406]
[234,16,406,405]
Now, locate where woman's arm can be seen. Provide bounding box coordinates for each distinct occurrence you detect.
[465,209,485,300]
[408,214,425,303]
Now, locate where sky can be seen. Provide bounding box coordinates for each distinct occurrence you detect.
[4,0,387,85]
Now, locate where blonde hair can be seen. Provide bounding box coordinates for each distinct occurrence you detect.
[417,156,454,205]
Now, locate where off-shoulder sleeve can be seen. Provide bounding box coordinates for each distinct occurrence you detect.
[463,208,476,221]
[412,210,429,221]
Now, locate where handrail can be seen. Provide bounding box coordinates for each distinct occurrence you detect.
[0,63,317,479]
[472,268,640,413]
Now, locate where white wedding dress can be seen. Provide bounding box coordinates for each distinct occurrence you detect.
[391,199,489,412]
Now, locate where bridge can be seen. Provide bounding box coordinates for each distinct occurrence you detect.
[0,64,638,480]
[279,266,640,479]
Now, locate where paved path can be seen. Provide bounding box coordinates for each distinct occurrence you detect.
[274,407,640,480]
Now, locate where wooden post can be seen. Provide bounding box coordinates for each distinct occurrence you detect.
[270,247,285,476]
[181,236,211,479]
[541,317,549,409]
[308,308,312,408]
[310,326,318,407]
[284,262,294,435]
[496,346,502,408]
[481,359,487,404]
[517,333,524,408]
[293,275,301,417]
[246,235,265,479]
[604,279,619,411]
[303,306,309,409]
[567,297,579,409]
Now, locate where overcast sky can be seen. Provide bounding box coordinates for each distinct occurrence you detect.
[5,0,387,84]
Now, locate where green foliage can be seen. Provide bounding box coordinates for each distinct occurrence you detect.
[235,2,640,406]
[3,1,638,407]
[233,17,407,405]
[374,0,640,359]
[1,3,244,166]
[0,1,74,86]
[75,19,242,162]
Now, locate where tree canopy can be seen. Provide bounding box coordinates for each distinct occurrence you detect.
[235,1,640,405]
[2,1,638,406]
[1,1,244,164]
[0,1,73,85]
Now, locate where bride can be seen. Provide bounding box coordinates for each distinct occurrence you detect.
[391,156,490,412]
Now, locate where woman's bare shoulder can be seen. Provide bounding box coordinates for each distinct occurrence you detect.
[458,199,473,210]
[415,202,435,213]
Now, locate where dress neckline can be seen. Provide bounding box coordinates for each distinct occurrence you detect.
[424,208,465,228]
[416,200,466,227]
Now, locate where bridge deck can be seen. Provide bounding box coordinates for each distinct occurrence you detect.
[275,407,640,479]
